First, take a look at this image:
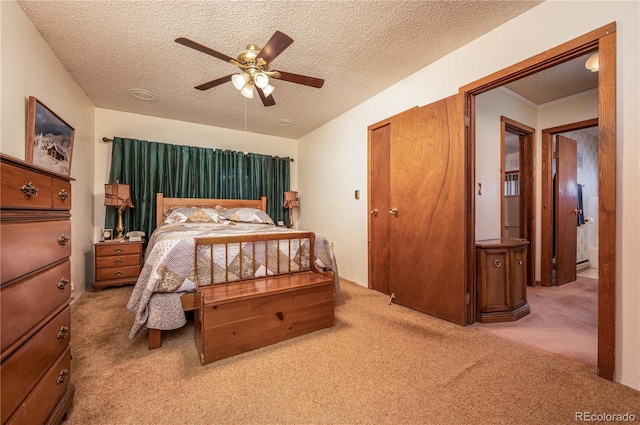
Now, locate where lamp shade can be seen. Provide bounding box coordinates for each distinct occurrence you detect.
[104,181,134,211]
[262,83,275,97]
[232,73,250,90]
[585,52,599,72]
[240,81,255,98]
[254,72,269,89]
[283,191,299,209]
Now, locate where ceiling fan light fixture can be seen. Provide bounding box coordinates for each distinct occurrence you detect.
[254,72,269,89]
[262,84,275,97]
[585,52,599,72]
[232,73,250,90]
[241,81,255,98]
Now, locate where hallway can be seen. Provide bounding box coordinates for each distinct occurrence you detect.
[473,270,597,371]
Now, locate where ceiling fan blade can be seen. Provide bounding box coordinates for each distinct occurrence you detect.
[175,37,236,64]
[257,87,276,107]
[276,71,324,88]
[257,31,293,64]
[195,75,233,91]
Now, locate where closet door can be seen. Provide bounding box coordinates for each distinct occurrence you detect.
[368,123,392,294]
[388,94,467,325]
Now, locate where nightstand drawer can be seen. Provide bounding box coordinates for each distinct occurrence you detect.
[96,254,140,269]
[95,243,141,257]
[96,265,141,281]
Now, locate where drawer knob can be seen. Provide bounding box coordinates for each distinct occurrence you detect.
[114,248,124,253]
[114,259,124,265]
[114,271,124,276]
[492,259,503,268]
[516,258,523,266]
[57,326,69,339]
[58,278,70,289]
[56,369,69,384]
[58,234,69,246]
[21,182,39,198]
[58,189,70,201]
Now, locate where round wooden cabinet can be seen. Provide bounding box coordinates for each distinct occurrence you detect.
[475,238,530,323]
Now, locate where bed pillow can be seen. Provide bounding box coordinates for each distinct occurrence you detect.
[164,208,222,224]
[221,207,275,225]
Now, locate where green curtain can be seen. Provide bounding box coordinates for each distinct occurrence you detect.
[105,137,291,240]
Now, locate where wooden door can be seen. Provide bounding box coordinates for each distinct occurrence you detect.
[368,124,391,294]
[388,94,467,325]
[555,135,578,285]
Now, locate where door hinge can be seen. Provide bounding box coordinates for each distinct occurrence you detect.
[465,293,470,305]
[464,115,471,128]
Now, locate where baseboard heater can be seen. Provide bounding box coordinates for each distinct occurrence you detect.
[577,260,590,273]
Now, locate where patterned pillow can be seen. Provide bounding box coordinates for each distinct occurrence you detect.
[221,208,275,225]
[164,208,222,224]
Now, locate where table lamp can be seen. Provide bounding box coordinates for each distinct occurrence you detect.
[104,181,134,240]
[283,191,299,228]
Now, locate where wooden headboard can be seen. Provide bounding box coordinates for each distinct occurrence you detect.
[155,194,268,229]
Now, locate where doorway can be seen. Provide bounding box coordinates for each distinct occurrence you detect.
[541,119,599,287]
[462,23,616,380]
[500,117,535,288]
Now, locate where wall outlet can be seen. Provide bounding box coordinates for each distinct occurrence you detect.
[70,281,75,291]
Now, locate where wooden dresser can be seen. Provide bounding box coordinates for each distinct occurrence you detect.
[93,240,143,291]
[0,153,75,424]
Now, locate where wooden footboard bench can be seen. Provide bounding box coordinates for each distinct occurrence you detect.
[193,232,334,365]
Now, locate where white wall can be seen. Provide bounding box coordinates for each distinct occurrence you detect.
[475,89,537,241]
[93,108,299,242]
[1,1,96,295]
[298,1,639,389]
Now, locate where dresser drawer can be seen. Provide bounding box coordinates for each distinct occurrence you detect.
[96,253,140,269]
[1,220,71,284]
[96,265,141,281]
[6,348,71,425]
[95,242,141,257]
[0,161,53,210]
[0,161,72,211]
[51,179,72,210]
[1,307,70,424]
[1,261,71,352]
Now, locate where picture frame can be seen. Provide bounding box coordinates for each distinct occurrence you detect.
[25,96,75,176]
[101,229,113,241]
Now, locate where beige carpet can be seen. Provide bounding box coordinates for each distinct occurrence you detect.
[67,279,639,425]
[473,275,598,371]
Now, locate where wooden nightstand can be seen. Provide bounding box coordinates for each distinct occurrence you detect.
[94,240,143,291]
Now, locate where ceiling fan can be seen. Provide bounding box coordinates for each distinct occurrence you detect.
[176,31,324,107]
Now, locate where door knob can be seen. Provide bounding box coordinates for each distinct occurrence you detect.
[389,208,398,216]
[370,208,379,216]
[574,209,583,215]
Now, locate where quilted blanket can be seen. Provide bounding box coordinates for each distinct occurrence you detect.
[127,221,339,339]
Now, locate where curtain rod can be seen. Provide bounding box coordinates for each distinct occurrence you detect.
[102,137,293,162]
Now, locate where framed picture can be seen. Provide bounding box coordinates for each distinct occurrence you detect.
[101,229,113,241]
[25,96,75,176]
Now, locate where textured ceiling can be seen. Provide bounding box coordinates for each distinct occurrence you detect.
[504,53,598,105]
[17,0,543,139]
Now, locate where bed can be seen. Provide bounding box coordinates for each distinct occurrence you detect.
[127,194,339,349]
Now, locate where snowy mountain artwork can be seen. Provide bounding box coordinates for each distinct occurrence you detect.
[26,97,74,176]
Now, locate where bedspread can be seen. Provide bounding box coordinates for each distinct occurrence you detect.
[127,221,339,339]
